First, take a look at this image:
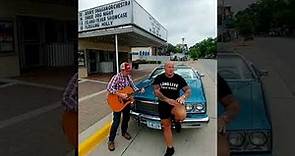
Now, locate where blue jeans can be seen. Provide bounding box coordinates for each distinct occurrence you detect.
[108,105,131,142]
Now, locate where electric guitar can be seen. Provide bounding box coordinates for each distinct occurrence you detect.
[107,86,136,112]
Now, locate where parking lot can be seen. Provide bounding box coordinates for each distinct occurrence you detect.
[78,60,217,156]
[0,68,74,156]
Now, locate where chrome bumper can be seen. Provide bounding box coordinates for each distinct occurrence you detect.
[130,110,209,129]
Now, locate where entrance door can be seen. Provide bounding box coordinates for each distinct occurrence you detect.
[18,16,43,70]
[89,51,97,73]
[24,43,40,67]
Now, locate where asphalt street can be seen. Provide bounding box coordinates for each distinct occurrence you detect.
[0,78,73,156]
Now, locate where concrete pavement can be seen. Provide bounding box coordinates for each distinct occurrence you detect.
[78,67,157,133]
[81,60,217,156]
[0,71,74,156]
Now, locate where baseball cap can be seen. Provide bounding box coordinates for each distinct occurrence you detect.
[120,62,132,71]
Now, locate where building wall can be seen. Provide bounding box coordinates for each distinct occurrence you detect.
[0,0,76,78]
[0,0,76,20]
[78,38,131,77]
[79,39,130,52]
[0,55,20,77]
[131,47,152,61]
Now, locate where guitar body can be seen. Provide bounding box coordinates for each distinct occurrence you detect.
[171,104,187,122]
[107,86,134,112]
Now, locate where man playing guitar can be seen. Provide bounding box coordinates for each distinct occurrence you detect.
[106,62,144,151]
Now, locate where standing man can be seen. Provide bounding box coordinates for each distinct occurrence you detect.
[106,62,144,151]
[153,61,191,156]
[217,74,240,156]
[62,72,78,155]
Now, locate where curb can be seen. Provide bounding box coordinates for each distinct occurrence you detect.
[79,122,111,156]
[78,113,113,156]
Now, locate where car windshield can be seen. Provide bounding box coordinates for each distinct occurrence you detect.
[218,55,254,80]
[150,67,197,79]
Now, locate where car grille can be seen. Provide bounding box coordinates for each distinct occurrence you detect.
[134,100,159,116]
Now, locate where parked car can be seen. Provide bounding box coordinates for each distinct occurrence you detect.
[217,52,272,155]
[170,53,188,61]
[130,64,209,129]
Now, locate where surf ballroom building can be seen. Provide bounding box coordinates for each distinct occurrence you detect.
[78,0,167,78]
[0,0,76,78]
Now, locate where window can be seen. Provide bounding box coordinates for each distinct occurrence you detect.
[0,21,14,53]
[218,55,254,80]
[78,50,85,66]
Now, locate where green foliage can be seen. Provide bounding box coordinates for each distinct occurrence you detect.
[234,0,295,35]
[167,43,176,53]
[189,38,217,59]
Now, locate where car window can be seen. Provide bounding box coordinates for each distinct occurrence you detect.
[150,67,197,79]
[218,55,254,80]
[150,68,165,79]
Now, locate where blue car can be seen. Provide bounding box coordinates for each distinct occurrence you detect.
[217,52,272,155]
[130,64,209,129]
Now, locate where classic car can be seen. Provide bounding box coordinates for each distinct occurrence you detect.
[130,64,209,130]
[217,52,272,155]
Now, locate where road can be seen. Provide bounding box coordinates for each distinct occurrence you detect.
[221,37,295,156]
[79,60,217,156]
[0,73,73,156]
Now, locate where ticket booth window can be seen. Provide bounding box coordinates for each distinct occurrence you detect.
[0,21,14,54]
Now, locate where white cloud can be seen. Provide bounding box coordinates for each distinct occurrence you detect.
[79,0,216,47]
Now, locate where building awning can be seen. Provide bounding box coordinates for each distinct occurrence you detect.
[79,25,167,47]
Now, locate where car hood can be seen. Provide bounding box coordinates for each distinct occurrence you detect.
[135,78,206,104]
[218,80,271,130]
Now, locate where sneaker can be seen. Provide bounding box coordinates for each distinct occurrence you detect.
[175,122,181,133]
[164,146,175,156]
[108,141,115,151]
[122,132,132,140]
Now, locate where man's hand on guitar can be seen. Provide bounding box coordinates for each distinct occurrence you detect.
[117,92,128,99]
[176,95,186,104]
[139,88,145,94]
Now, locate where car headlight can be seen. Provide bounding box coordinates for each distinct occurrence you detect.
[249,132,267,146]
[185,104,193,112]
[228,132,245,147]
[195,104,204,111]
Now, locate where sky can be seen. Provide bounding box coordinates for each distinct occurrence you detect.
[79,0,216,47]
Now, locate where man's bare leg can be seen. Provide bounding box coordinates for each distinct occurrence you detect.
[161,119,173,147]
[218,133,230,156]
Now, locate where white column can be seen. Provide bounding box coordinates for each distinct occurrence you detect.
[115,34,119,74]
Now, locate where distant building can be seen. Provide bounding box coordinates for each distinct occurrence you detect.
[175,43,188,55]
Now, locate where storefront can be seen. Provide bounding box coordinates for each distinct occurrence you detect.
[0,0,76,78]
[78,0,167,78]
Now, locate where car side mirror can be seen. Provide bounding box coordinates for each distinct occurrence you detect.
[258,69,268,77]
[250,63,268,77]
[199,73,205,77]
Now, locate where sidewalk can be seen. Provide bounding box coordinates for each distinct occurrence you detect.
[78,67,156,133]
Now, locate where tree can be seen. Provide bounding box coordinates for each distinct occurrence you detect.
[167,43,176,54]
[189,38,217,59]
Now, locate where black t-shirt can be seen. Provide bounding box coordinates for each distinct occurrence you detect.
[217,74,232,101]
[153,73,188,104]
